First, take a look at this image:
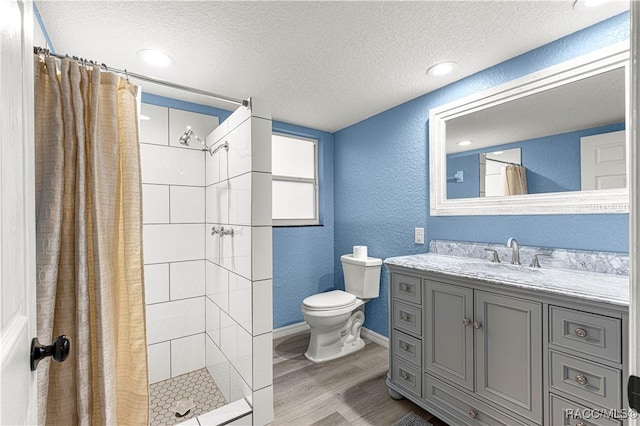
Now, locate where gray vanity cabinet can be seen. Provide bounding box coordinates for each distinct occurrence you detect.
[424,279,542,424]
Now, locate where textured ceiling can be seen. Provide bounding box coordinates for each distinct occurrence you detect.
[36,1,629,132]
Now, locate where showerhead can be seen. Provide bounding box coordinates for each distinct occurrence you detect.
[179,127,194,146]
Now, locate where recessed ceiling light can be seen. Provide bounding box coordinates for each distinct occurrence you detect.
[457,140,472,146]
[427,61,458,77]
[137,49,174,67]
[139,114,151,121]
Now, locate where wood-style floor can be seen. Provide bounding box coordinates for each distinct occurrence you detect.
[272,331,448,426]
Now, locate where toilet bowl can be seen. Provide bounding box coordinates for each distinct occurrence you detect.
[301,254,382,363]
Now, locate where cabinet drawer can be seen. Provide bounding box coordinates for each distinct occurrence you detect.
[392,274,422,305]
[391,358,421,398]
[549,350,622,410]
[550,306,621,363]
[391,330,422,368]
[393,301,422,337]
[424,374,528,426]
[550,394,622,426]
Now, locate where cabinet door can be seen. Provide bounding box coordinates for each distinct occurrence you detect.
[475,292,542,424]
[425,280,474,391]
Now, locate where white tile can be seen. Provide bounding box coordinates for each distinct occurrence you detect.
[196,398,251,426]
[176,417,200,426]
[142,184,170,224]
[205,296,221,346]
[234,325,253,387]
[146,298,205,344]
[228,174,251,226]
[252,386,274,425]
[143,224,205,264]
[249,98,271,121]
[140,104,168,146]
[144,263,169,305]
[206,225,222,266]
[147,341,171,384]
[206,336,230,401]
[205,143,228,186]
[227,120,252,180]
[206,106,250,148]
[250,117,272,174]
[140,144,205,186]
[251,173,272,226]
[252,333,272,390]
[252,279,273,336]
[221,226,251,280]
[169,109,219,150]
[206,182,229,224]
[170,186,205,223]
[206,261,228,313]
[171,333,206,377]
[226,414,252,426]
[170,260,205,300]
[252,226,273,281]
[220,311,237,362]
[229,272,252,333]
[229,366,252,403]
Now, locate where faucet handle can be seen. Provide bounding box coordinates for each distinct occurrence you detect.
[529,253,551,268]
[484,248,500,263]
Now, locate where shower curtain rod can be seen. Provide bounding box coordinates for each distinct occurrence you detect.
[34,46,249,108]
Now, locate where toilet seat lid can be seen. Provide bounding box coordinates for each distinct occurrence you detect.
[302,290,356,311]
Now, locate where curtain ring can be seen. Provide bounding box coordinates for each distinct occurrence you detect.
[124,68,130,83]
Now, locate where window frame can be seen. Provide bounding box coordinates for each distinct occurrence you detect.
[272,131,320,226]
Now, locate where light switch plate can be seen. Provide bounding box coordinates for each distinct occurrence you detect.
[415,227,424,244]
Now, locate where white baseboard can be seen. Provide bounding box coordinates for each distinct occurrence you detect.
[273,321,389,349]
[272,321,309,339]
[361,327,389,348]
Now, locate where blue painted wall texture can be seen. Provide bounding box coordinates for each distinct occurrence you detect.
[141,94,335,330]
[333,13,630,337]
[447,122,625,198]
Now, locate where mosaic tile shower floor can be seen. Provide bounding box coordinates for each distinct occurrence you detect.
[149,368,227,426]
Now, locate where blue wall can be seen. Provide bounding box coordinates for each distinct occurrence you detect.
[142,94,335,330]
[333,12,630,337]
[447,122,625,198]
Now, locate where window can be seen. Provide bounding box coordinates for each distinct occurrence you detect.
[272,133,319,225]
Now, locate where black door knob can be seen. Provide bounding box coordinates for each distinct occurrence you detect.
[30,335,70,371]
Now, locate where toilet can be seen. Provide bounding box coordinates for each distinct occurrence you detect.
[301,254,382,363]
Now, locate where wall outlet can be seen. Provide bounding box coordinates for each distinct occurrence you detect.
[415,227,424,245]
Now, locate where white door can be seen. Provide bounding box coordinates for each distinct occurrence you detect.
[580,130,626,190]
[0,0,37,424]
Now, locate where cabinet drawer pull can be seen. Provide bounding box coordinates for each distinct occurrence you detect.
[463,318,471,326]
[400,283,411,292]
[575,374,588,386]
[400,312,410,322]
[400,341,410,351]
[473,321,482,330]
[574,328,588,338]
[468,409,478,419]
[400,370,410,381]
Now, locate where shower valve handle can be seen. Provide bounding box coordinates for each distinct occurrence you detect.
[30,335,70,371]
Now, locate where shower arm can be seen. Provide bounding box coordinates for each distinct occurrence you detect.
[179,127,229,156]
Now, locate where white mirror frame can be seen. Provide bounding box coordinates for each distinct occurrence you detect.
[430,41,630,216]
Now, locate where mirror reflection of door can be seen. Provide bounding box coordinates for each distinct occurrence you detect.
[480,148,522,197]
[580,130,626,190]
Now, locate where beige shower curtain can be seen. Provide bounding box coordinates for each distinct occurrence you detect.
[503,164,528,196]
[34,55,148,425]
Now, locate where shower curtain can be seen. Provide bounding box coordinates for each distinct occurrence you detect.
[502,164,528,196]
[34,55,148,425]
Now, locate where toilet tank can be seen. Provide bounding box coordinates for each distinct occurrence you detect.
[341,254,382,299]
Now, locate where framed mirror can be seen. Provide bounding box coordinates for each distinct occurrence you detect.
[429,42,629,216]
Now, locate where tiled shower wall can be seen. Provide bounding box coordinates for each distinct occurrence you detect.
[140,103,219,384]
[204,100,274,425]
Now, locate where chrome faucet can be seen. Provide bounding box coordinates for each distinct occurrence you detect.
[506,237,520,265]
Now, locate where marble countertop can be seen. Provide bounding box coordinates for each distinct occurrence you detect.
[384,253,629,307]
